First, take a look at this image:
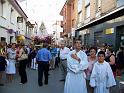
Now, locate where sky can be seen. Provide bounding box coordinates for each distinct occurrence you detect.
[18,0,66,34]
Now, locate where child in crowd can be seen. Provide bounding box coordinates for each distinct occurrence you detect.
[90,51,116,93]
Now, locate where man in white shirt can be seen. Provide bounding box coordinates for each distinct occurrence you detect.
[64,39,89,93]
[60,42,70,81]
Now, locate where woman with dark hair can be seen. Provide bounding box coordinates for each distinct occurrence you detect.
[85,47,97,93]
[0,42,7,86]
[105,47,116,77]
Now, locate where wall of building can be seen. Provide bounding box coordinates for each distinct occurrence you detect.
[90,0,96,20]
[60,0,124,49]
[0,0,27,44]
[76,0,124,49]
[101,0,116,14]
[81,15,124,50]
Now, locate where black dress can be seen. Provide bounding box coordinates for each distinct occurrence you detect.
[116,51,124,69]
[0,56,6,71]
[105,54,116,72]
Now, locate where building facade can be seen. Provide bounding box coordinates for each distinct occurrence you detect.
[0,0,29,44]
[60,0,124,50]
[52,21,63,45]
[60,0,78,45]
[76,0,124,50]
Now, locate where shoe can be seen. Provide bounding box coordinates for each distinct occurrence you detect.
[19,82,23,84]
[44,82,48,85]
[59,79,65,82]
[0,84,4,86]
[38,83,43,87]
[39,83,43,87]
[19,82,27,84]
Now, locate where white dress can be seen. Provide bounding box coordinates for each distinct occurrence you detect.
[64,50,89,93]
[90,61,116,93]
[6,48,16,74]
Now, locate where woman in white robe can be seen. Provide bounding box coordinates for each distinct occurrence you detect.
[64,39,89,93]
[90,51,116,93]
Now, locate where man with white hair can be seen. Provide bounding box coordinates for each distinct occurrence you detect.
[59,42,70,81]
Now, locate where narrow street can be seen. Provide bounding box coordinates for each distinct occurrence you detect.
[0,68,64,93]
[0,66,124,93]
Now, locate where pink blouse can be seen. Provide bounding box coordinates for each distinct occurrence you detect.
[85,57,97,80]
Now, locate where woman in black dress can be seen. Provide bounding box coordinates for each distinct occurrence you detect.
[105,47,116,77]
[0,42,7,86]
[116,47,124,76]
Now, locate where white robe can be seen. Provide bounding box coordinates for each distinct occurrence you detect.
[64,50,89,93]
[90,61,116,93]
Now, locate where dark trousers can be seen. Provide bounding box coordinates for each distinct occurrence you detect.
[19,59,27,83]
[55,57,60,68]
[27,54,31,68]
[38,62,49,86]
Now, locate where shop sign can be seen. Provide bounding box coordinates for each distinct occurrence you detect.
[105,28,114,34]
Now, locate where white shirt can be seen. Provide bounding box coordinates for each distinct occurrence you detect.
[60,47,70,60]
[26,47,30,54]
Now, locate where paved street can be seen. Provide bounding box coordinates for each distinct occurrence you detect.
[0,68,64,93]
[0,67,124,93]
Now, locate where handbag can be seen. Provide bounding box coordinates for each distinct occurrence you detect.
[18,53,28,61]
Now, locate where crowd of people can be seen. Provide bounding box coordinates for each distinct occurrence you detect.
[0,40,124,93]
[0,42,35,85]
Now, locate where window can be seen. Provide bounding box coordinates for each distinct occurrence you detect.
[84,33,90,45]
[1,0,7,18]
[78,12,82,23]
[94,31,103,46]
[117,0,124,7]
[96,0,101,12]
[78,0,83,12]
[10,36,13,44]
[72,19,75,28]
[85,5,90,18]
[85,0,90,6]
[1,37,6,42]
[10,8,15,24]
